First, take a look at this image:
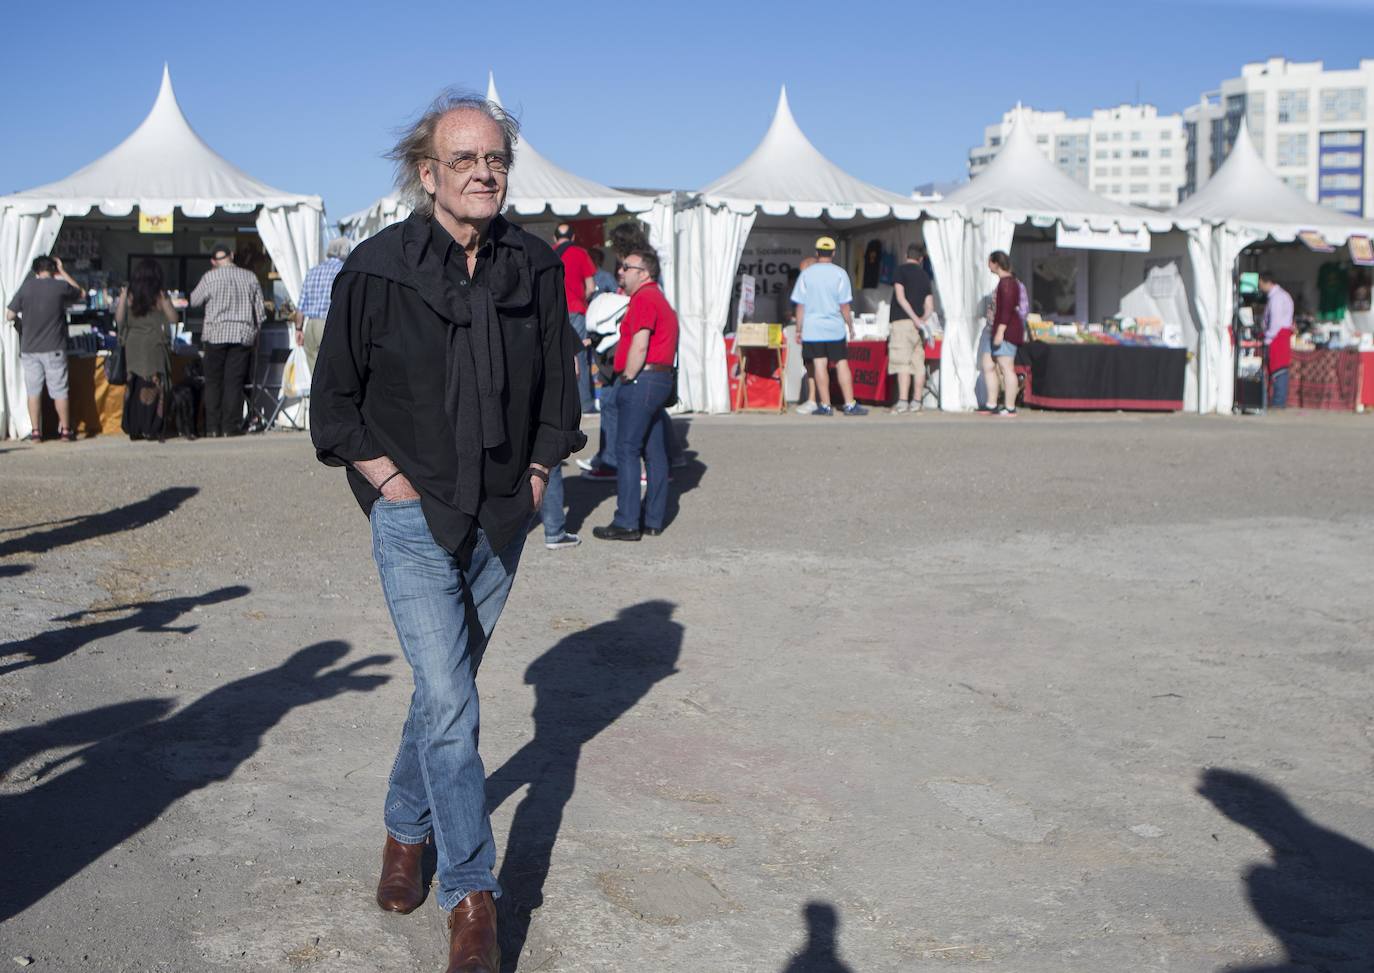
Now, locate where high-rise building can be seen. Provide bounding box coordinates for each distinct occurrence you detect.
[1183,58,1374,216]
[967,104,1185,210]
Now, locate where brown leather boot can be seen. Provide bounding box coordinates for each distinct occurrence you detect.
[375,834,429,914]
[445,890,500,973]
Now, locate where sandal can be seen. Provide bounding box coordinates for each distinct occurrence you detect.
[27,430,41,443]
[59,427,77,442]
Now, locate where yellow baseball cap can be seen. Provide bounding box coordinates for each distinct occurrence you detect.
[815,236,837,252]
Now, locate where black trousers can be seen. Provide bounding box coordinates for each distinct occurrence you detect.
[202,342,252,435]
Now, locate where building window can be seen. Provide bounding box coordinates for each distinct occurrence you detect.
[1129,183,1149,193]
[989,136,1002,147]
[1160,147,1173,158]
[1320,172,1362,191]
[1276,133,1309,167]
[1130,131,1142,141]
[1111,166,1122,176]
[1130,165,1150,176]
[1277,89,1310,124]
[1160,129,1173,140]
[1112,149,1122,159]
[1159,183,1173,194]
[1111,132,1123,141]
[1037,135,1049,144]
[1320,88,1366,122]
[1095,132,1109,142]
[1281,175,1309,194]
[1110,184,1122,194]
[1094,149,1108,159]
[1130,148,1149,159]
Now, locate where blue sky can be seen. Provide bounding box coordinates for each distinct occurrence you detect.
[2,0,1371,220]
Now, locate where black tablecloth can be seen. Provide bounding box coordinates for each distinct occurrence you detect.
[1015,341,1187,411]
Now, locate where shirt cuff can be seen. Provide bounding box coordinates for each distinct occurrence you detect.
[530,426,587,469]
[314,427,385,468]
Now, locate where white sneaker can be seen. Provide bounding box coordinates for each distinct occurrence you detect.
[545,532,581,550]
[891,401,910,414]
[796,401,817,415]
[576,458,595,472]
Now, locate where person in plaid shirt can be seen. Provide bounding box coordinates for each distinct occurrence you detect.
[190,244,266,436]
[292,237,352,372]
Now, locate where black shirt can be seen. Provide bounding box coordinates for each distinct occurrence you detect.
[891,262,932,323]
[311,214,585,567]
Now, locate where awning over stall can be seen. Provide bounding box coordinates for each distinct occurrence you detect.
[931,118,1189,410]
[0,65,323,438]
[1170,119,1374,413]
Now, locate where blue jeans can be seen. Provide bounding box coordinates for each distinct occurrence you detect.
[593,381,619,469]
[539,465,566,538]
[593,383,679,470]
[1269,367,1289,408]
[371,500,528,910]
[614,371,673,530]
[570,313,594,413]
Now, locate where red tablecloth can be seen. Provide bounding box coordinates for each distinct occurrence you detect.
[1289,349,1363,411]
[1362,352,1374,409]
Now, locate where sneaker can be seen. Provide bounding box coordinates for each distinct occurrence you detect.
[975,403,997,414]
[841,402,869,416]
[575,458,595,472]
[997,407,1018,417]
[545,532,581,550]
[813,404,834,416]
[582,465,617,480]
[890,401,910,415]
[795,401,817,415]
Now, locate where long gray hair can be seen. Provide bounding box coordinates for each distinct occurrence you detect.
[386,88,520,217]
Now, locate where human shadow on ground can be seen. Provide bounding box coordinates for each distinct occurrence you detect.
[485,600,683,971]
[780,902,856,972]
[0,585,250,676]
[0,564,33,578]
[559,420,706,534]
[1198,768,1374,971]
[0,640,390,923]
[0,486,198,558]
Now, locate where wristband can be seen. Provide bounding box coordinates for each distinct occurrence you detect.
[377,470,403,492]
[526,465,550,485]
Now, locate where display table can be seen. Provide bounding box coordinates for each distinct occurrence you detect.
[1015,341,1187,411]
[39,352,196,438]
[1288,348,1364,411]
[1364,352,1374,410]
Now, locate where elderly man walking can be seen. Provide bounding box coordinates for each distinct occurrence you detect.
[189,245,266,437]
[293,237,352,373]
[311,89,583,973]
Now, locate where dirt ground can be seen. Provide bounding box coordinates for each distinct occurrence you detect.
[1,409,1371,973]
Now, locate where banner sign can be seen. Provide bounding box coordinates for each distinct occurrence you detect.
[1055,222,1151,253]
[138,211,174,234]
[1348,235,1374,266]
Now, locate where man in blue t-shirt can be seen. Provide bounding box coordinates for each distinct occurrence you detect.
[790,237,866,416]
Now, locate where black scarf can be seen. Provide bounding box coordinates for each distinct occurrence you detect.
[400,216,534,517]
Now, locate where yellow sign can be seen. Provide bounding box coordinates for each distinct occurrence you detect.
[138,211,174,234]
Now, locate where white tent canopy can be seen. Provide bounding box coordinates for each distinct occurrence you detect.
[488,74,655,218]
[338,192,411,244]
[1169,119,1374,414]
[930,118,1194,410]
[0,65,323,438]
[700,87,927,221]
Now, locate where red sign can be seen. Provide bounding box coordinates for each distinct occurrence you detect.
[830,340,891,405]
[725,336,787,411]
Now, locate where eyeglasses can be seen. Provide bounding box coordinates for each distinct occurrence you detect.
[619,263,648,274]
[425,153,511,174]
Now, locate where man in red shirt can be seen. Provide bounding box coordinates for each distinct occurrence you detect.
[554,224,597,412]
[593,246,678,541]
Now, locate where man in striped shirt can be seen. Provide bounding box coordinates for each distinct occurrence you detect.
[293,237,352,372]
[190,245,266,436]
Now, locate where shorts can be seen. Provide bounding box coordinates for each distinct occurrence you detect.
[980,326,1018,359]
[992,340,1019,359]
[802,339,848,365]
[887,319,927,375]
[22,351,69,399]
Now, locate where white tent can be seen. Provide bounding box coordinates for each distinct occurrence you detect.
[931,119,1190,411]
[0,65,323,438]
[1170,119,1374,413]
[685,87,937,412]
[338,192,411,245]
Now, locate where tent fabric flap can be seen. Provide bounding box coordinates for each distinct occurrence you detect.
[0,208,65,438]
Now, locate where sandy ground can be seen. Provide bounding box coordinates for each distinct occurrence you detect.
[1,409,1372,973]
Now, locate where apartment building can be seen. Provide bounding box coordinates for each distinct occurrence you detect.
[967,104,1186,210]
[1183,58,1374,217]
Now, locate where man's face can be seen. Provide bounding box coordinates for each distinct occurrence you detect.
[419,109,509,226]
[1259,279,1273,295]
[617,256,651,296]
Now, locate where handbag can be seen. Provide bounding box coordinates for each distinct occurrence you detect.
[104,344,128,386]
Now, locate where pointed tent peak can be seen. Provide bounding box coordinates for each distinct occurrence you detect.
[700,87,925,219]
[486,71,501,107]
[1171,109,1372,238]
